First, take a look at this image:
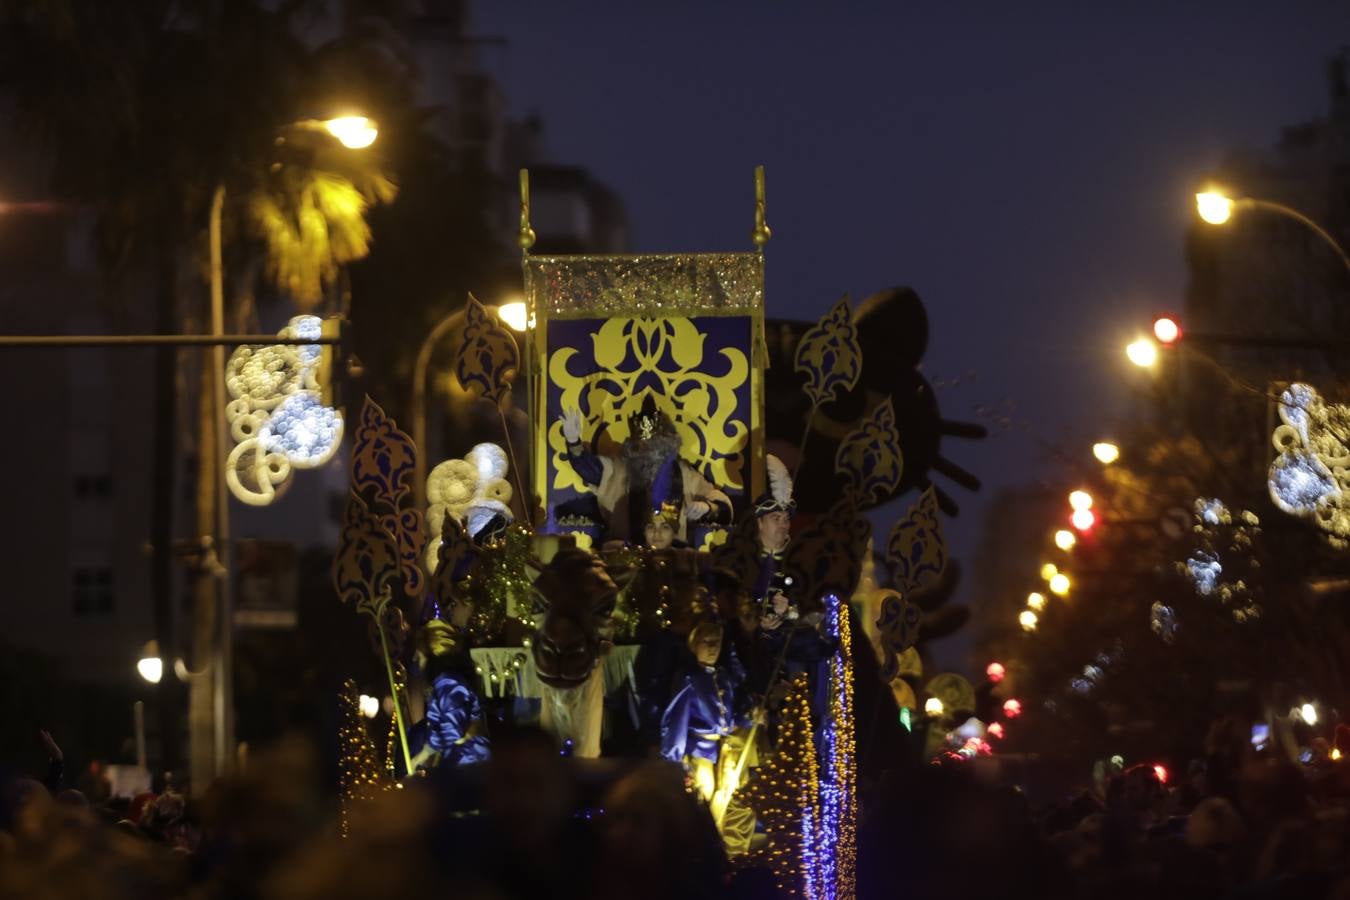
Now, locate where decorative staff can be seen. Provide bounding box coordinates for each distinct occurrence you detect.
[455,293,530,524]
[792,296,863,480]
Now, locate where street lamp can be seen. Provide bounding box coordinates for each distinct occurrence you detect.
[1026,591,1046,612]
[1093,441,1120,465]
[1195,189,1350,274]
[323,116,379,150]
[204,113,379,781]
[924,697,945,717]
[1126,338,1158,368]
[1018,609,1039,632]
[1040,562,1058,582]
[137,641,163,684]
[497,300,529,333]
[1054,529,1076,551]
[1049,573,1071,596]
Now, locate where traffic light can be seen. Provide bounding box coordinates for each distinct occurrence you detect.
[1152,316,1181,344]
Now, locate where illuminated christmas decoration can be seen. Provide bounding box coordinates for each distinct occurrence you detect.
[925,696,945,716]
[1150,602,1178,643]
[1070,508,1096,532]
[338,679,393,837]
[1299,703,1318,726]
[1269,382,1350,540]
[1198,497,1229,526]
[985,661,1006,683]
[1002,698,1022,719]
[742,675,819,897]
[807,591,856,899]
[1054,529,1076,550]
[1186,551,1221,596]
[1040,563,1058,581]
[225,314,344,505]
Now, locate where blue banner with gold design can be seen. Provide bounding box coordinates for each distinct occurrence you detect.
[525,253,764,544]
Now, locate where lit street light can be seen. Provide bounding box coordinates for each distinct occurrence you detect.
[137,641,163,684]
[1126,338,1158,368]
[1054,529,1076,550]
[1195,191,1234,225]
[1069,490,1093,511]
[1018,609,1039,632]
[1093,442,1120,465]
[1049,573,1071,596]
[1071,508,1096,532]
[1026,592,1046,612]
[1195,189,1349,273]
[497,300,529,332]
[925,697,945,717]
[323,116,379,150]
[1040,562,1058,582]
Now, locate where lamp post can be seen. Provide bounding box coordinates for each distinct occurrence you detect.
[200,115,377,785]
[1195,191,1350,274]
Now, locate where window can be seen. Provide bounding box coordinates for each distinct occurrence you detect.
[72,567,115,616]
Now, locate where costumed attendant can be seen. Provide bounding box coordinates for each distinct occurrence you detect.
[408,611,491,771]
[661,621,760,854]
[560,395,731,546]
[751,454,794,600]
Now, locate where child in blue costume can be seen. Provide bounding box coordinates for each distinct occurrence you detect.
[410,615,490,770]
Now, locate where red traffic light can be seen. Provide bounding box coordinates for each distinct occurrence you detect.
[1071,508,1096,532]
[1153,317,1181,344]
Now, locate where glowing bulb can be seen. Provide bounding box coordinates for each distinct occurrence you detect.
[1093,442,1120,465]
[1026,592,1046,611]
[1153,317,1181,344]
[924,697,945,717]
[323,116,378,149]
[1300,703,1318,726]
[1153,764,1169,784]
[497,300,529,332]
[1126,338,1158,368]
[1049,573,1071,596]
[1054,529,1077,550]
[1071,508,1096,532]
[137,655,163,684]
[358,694,380,719]
[1332,748,1342,761]
[1069,490,1094,511]
[987,722,1005,739]
[1003,699,1022,719]
[1040,563,1058,582]
[1195,190,1234,225]
[986,661,1006,683]
[1018,609,1039,632]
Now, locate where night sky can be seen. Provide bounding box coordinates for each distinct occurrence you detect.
[475,2,1349,666]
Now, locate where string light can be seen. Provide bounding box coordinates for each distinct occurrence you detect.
[338,679,393,837]
[1026,592,1046,611]
[741,674,818,896]
[808,592,856,899]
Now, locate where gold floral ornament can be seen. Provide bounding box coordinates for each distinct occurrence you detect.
[886,487,947,595]
[454,293,528,520]
[548,316,750,494]
[834,398,904,505]
[874,589,923,682]
[350,397,425,598]
[224,315,344,506]
[794,296,861,409]
[455,293,520,408]
[1269,382,1350,542]
[332,489,412,773]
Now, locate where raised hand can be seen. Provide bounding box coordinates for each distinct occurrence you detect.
[561,408,584,444]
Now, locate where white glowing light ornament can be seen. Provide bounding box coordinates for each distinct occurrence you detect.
[1269,383,1350,541]
[225,315,343,506]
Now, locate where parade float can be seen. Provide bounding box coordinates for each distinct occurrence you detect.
[321,169,984,897]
